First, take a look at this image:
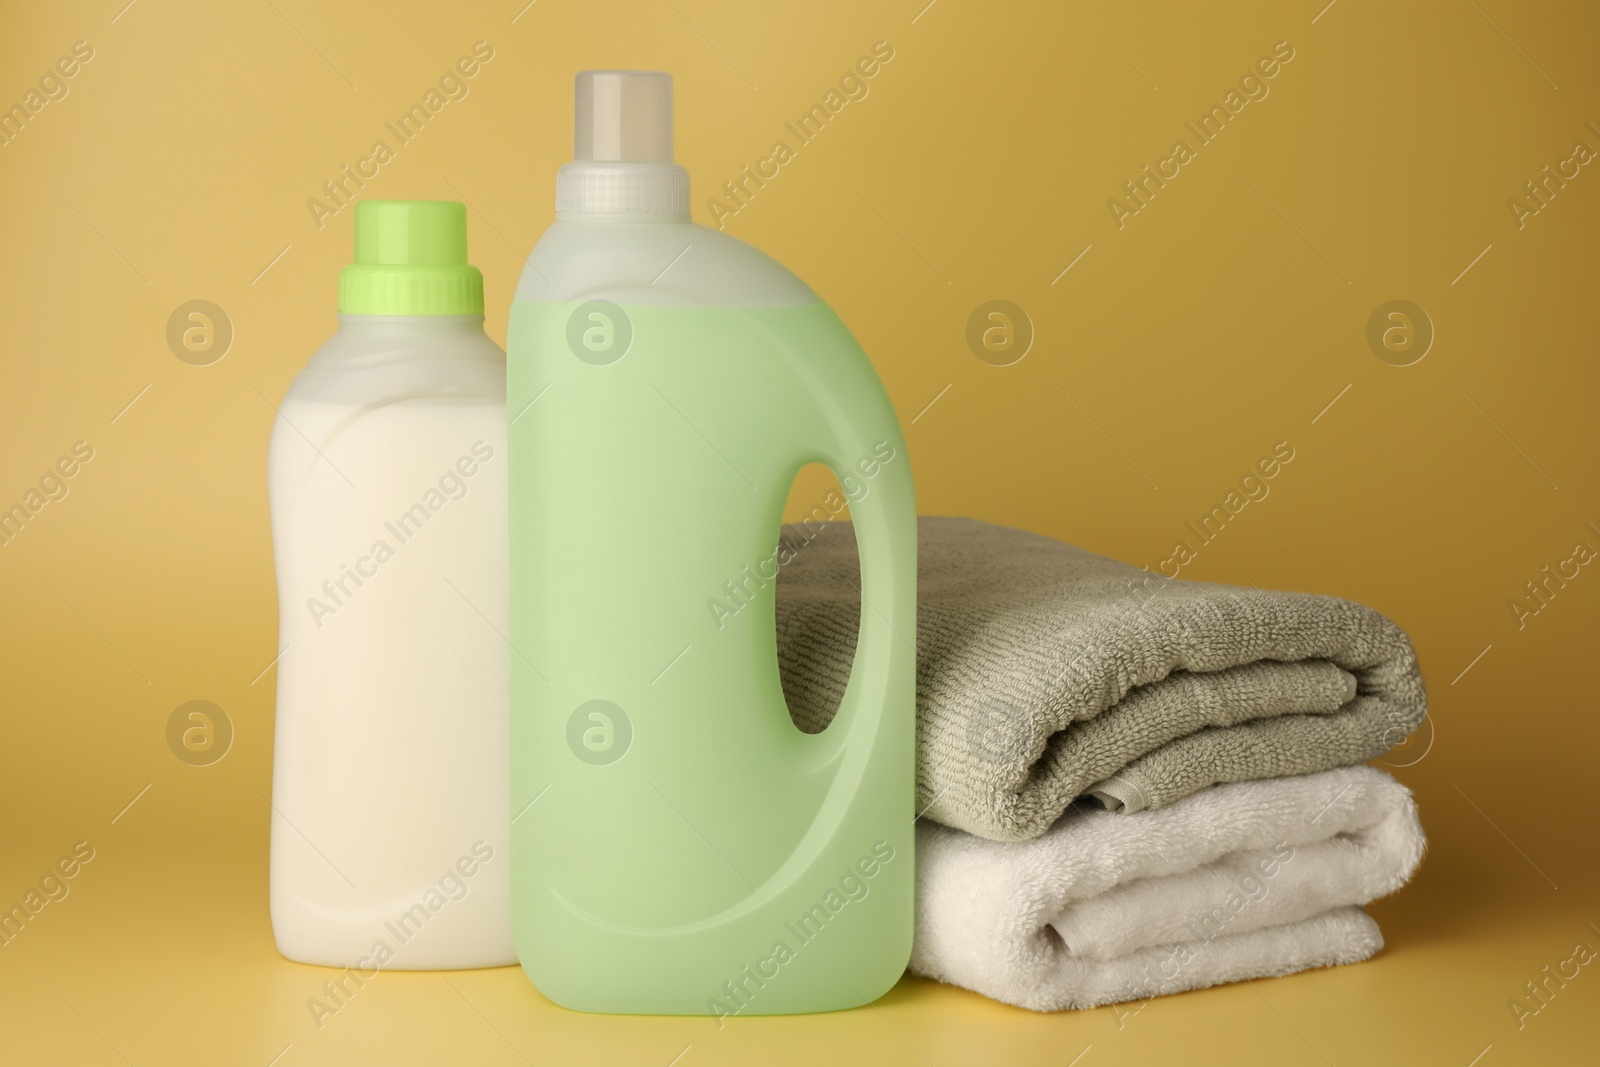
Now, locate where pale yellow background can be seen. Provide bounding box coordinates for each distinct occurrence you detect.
[2,0,1597,1064]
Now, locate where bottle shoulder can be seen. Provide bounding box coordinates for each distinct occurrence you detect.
[514,220,816,308]
[285,319,506,406]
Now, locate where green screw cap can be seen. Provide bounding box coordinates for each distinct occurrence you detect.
[338,200,484,315]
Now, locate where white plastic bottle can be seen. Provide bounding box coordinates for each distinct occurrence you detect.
[267,200,512,969]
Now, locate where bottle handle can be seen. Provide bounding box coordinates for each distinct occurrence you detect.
[799,435,916,754]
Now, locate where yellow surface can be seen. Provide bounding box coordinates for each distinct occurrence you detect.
[2,0,1597,1063]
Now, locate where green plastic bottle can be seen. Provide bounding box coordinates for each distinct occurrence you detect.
[507,71,916,1016]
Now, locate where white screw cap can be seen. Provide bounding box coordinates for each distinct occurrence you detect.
[574,71,674,162]
[558,71,689,217]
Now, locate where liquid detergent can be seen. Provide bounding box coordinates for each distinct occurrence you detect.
[268,200,512,969]
[507,72,916,1014]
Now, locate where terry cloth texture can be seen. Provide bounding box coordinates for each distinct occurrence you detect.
[774,516,1427,841]
[909,765,1425,1011]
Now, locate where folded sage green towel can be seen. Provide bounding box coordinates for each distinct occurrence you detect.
[774,516,1427,842]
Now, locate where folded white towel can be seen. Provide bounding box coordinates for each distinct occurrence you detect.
[910,765,1425,1011]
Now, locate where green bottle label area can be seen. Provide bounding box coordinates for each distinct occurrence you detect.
[507,298,917,1015]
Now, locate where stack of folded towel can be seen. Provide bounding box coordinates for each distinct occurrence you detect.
[775,516,1428,1011]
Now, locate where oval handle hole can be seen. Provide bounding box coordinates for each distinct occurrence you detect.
[775,462,861,735]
